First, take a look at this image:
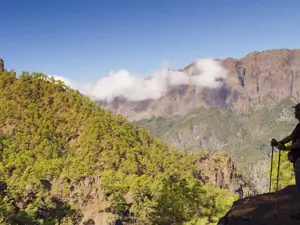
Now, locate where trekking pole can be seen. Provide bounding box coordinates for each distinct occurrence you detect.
[274,149,281,218]
[269,145,274,200]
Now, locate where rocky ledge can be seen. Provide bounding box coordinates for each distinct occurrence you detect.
[218,185,300,225]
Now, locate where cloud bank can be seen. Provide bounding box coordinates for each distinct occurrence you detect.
[49,58,228,102]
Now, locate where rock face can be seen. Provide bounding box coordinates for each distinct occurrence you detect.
[98,49,300,121]
[196,152,258,197]
[50,176,118,225]
[220,49,300,113]
[218,185,300,225]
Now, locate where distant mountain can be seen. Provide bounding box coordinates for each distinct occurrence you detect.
[97,49,300,121]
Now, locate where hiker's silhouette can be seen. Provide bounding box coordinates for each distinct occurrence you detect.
[234,184,243,198]
[271,103,300,220]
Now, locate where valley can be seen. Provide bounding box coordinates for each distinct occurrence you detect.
[98,49,300,193]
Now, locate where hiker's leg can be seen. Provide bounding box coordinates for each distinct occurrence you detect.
[290,159,300,220]
[294,158,300,191]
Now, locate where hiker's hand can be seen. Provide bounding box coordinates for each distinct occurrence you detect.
[277,142,286,150]
[271,138,278,147]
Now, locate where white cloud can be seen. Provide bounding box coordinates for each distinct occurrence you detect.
[48,58,228,102]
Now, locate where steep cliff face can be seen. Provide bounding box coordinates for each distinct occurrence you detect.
[98,49,300,121]
[220,49,300,113]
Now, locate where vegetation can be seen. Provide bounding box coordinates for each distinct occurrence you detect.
[133,116,181,138]
[0,69,238,224]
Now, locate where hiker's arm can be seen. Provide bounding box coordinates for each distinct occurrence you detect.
[285,139,300,151]
[279,134,294,144]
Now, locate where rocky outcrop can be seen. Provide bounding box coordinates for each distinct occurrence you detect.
[50,176,119,225]
[196,152,257,197]
[98,49,300,121]
[218,185,300,225]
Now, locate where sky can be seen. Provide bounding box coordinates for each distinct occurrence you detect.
[0,0,300,84]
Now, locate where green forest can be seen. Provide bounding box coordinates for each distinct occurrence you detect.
[0,69,238,224]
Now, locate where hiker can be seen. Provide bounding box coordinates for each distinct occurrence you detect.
[234,184,243,198]
[271,103,300,188]
[271,103,300,219]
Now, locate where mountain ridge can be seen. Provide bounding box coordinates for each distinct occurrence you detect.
[97,48,300,121]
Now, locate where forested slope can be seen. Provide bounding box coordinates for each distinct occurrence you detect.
[0,69,238,224]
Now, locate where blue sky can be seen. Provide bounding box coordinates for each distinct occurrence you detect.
[0,0,300,82]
